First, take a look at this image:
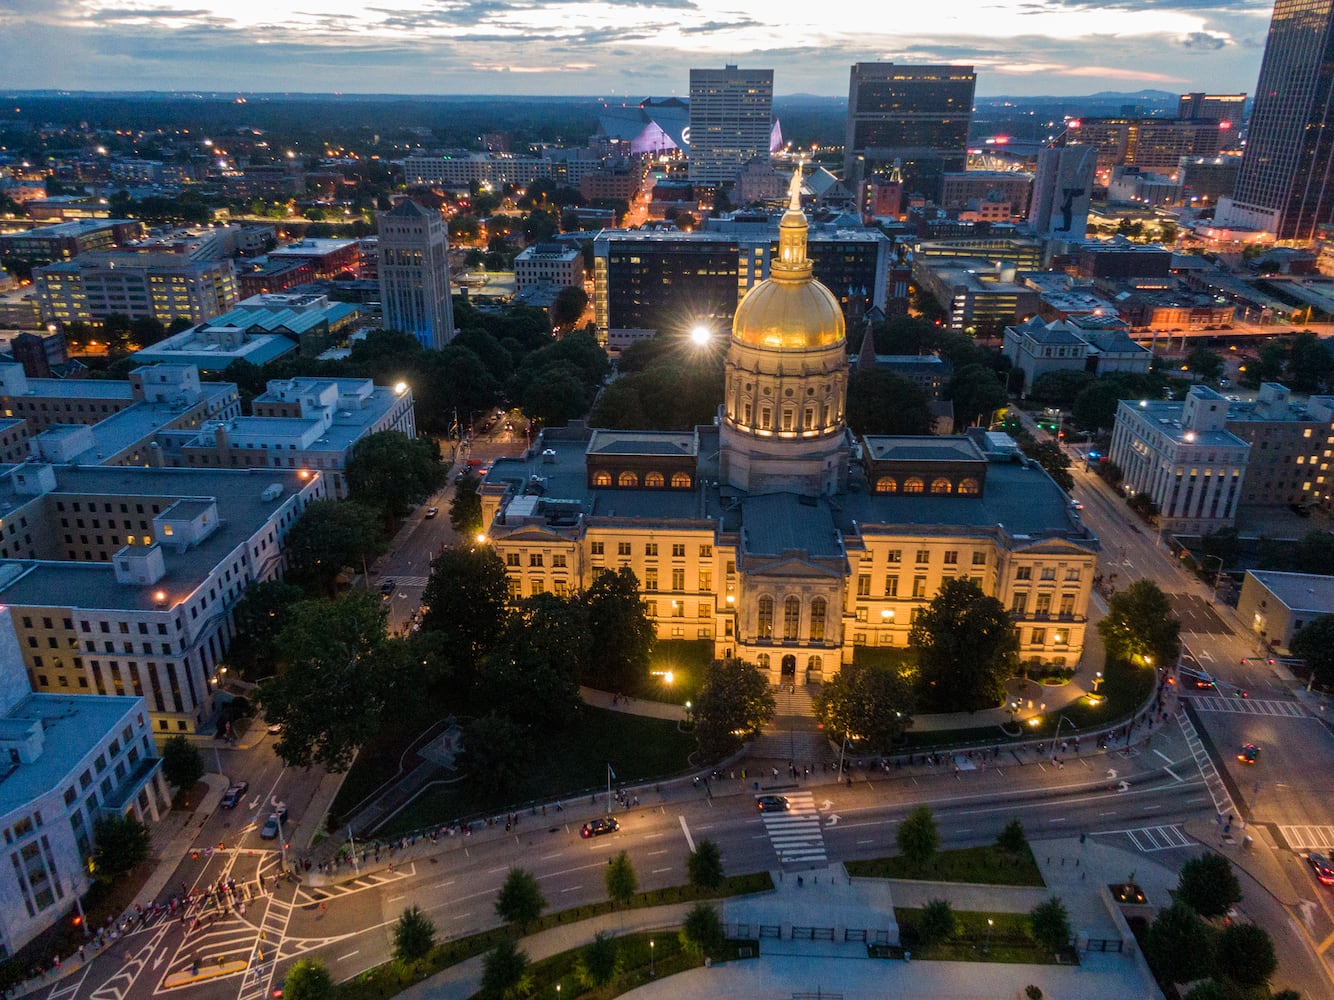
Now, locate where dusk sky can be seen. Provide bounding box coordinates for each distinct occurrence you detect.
[1,0,1278,98]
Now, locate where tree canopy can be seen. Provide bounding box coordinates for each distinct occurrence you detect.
[582,567,655,691]
[420,544,510,666]
[692,659,776,758]
[494,868,547,928]
[846,368,934,436]
[161,735,204,791]
[1029,897,1072,953]
[226,579,304,680]
[450,474,483,537]
[1290,615,1334,690]
[687,838,725,890]
[813,660,914,752]
[345,431,446,521]
[282,960,333,1000]
[896,806,939,870]
[93,814,152,881]
[284,499,386,595]
[910,578,1019,712]
[604,850,638,906]
[1097,579,1180,667]
[392,906,436,966]
[1175,853,1242,919]
[1216,923,1277,988]
[948,363,1008,428]
[1145,901,1215,985]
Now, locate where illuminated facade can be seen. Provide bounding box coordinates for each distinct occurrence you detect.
[688,66,775,187]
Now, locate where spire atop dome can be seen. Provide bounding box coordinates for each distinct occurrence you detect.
[772,159,812,282]
[787,162,803,212]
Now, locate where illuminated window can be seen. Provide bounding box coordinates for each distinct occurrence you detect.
[957,478,980,495]
[593,470,612,486]
[671,472,692,488]
[617,471,639,487]
[810,598,826,641]
[783,596,801,640]
[903,477,924,494]
[757,596,774,639]
[931,478,951,494]
[645,472,665,487]
[875,477,897,493]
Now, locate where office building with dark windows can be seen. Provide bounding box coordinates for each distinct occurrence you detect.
[688,65,775,187]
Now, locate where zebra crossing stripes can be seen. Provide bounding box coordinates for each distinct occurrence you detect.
[1187,696,1307,718]
[1177,712,1239,821]
[759,791,826,864]
[392,576,429,588]
[1279,825,1334,851]
[1124,825,1193,852]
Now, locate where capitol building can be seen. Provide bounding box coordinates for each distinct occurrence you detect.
[480,174,1099,685]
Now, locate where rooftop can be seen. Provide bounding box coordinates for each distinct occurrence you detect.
[863,435,986,464]
[1117,398,1249,450]
[0,693,143,819]
[1246,571,1334,614]
[587,429,698,458]
[0,219,139,241]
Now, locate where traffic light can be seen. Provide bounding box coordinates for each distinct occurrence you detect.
[72,914,83,928]
[191,850,199,860]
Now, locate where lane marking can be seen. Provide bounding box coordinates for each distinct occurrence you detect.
[646,849,668,856]
[678,815,695,852]
[337,951,359,961]
[1164,767,1183,783]
[560,885,583,893]
[652,867,672,874]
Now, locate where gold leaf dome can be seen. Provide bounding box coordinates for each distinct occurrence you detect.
[731,166,846,351]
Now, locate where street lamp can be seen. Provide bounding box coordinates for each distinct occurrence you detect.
[1199,554,1224,602]
[1092,671,1103,695]
[985,917,993,955]
[650,939,655,977]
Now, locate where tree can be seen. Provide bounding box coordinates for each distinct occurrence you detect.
[1185,345,1224,382]
[1199,527,1240,572]
[392,905,436,965]
[577,931,620,987]
[1182,980,1227,1000]
[282,960,333,1000]
[256,592,392,771]
[1020,439,1074,492]
[284,499,387,596]
[1097,579,1180,667]
[1028,897,1072,953]
[914,898,956,948]
[997,818,1027,855]
[692,659,776,758]
[1291,615,1334,690]
[227,579,304,679]
[551,285,589,329]
[1292,529,1334,575]
[161,735,204,791]
[948,364,1008,428]
[475,594,585,727]
[517,361,590,426]
[92,814,152,881]
[1029,370,1093,408]
[1175,852,1242,918]
[478,939,530,1000]
[910,578,1019,712]
[1144,901,1215,984]
[420,544,510,667]
[846,368,933,436]
[344,431,446,521]
[462,713,535,797]
[896,806,939,870]
[494,868,546,929]
[680,902,725,958]
[449,473,483,536]
[605,850,638,907]
[813,661,914,752]
[582,567,654,691]
[1216,923,1277,988]
[1286,332,1334,393]
[686,838,725,890]
[1072,380,1124,432]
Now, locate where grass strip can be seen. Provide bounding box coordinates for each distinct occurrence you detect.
[846,844,1045,887]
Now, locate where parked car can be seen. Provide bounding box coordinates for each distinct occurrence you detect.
[756,795,790,812]
[580,817,620,838]
[220,782,248,809]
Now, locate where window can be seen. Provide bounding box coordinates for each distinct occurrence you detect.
[672,544,685,558]
[529,553,543,567]
[672,600,684,618]
[943,550,958,565]
[699,569,712,591]
[554,581,569,597]
[699,544,713,557]
[810,598,826,642]
[644,568,658,591]
[930,478,951,494]
[957,477,980,496]
[507,579,522,598]
[912,576,927,598]
[915,549,930,565]
[645,543,658,557]
[531,579,545,596]
[1015,566,1032,581]
[618,471,638,487]
[506,552,520,567]
[1031,627,1046,645]
[552,554,566,568]
[857,574,871,597]
[783,596,801,640]
[757,596,774,639]
[593,470,612,487]
[697,603,710,618]
[1011,592,1028,614]
[972,552,987,566]
[617,542,631,556]
[1059,594,1076,617]
[1035,593,1052,615]
[1065,568,1081,581]
[884,575,899,597]
[875,477,896,493]
[646,600,657,617]
[645,472,665,487]
[671,472,692,488]
[886,550,901,564]
[903,477,924,494]
[1041,567,1056,581]
[590,542,604,556]
[671,568,685,591]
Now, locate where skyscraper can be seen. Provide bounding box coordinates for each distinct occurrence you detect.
[376,199,455,350]
[844,63,976,202]
[688,65,774,187]
[1029,145,1098,239]
[1214,0,1334,240]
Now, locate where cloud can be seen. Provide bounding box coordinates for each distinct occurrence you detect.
[1180,30,1229,48]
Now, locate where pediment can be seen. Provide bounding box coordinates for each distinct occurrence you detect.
[741,556,846,580]
[496,525,574,544]
[1010,536,1098,557]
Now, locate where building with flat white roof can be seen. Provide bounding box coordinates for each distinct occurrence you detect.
[514,244,585,292]
[1108,385,1249,532]
[154,377,415,498]
[0,612,164,958]
[1237,570,1334,653]
[401,153,552,189]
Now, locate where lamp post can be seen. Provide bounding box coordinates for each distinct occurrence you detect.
[650,939,655,977]
[1199,554,1224,603]
[1092,671,1103,696]
[985,917,993,955]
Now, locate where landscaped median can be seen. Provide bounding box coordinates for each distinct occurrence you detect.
[846,843,1045,887]
[332,873,772,1000]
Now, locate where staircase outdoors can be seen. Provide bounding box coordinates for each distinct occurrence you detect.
[746,684,835,768]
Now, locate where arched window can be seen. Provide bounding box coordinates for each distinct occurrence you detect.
[757,596,774,639]
[593,470,612,487]
[757,653,770,670]
[875,477,897,494]
[931,478,952,494]
[809,598,826,641]
[645,471,665,487]
[671,472,692,488]
[783,596,801,640]
[617,471,639,487]
[807,655,822,674]
[804,407,815,430]
[957,477,980,495]
[903,477,925,494]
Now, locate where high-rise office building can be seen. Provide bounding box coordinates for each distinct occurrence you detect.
[844,63,976,202]
[688,66,775,187]
[1030,146,1098,239]
[1178,92,1247,124]
[1215,0,1334,240]
[376,199,455,350]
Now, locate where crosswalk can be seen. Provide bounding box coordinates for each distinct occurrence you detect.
[1178,711,1239,820]
[1279,825,1334,851]
[1187,695,1307,718]
[759,791,827,865]
[1121,825,1193,852]
[295,865,410,905]
[388,576,429,588]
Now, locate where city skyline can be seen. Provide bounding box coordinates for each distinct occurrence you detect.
[2,0,1279,98]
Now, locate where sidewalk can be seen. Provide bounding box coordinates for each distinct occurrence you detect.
[133,773,230,910]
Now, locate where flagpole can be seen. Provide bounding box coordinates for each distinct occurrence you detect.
[607,764,613,814]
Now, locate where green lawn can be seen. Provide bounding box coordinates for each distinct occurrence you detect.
[846,844,1045,887]
[631,640,714,705]
[328,701,445,828]
[382,706,696,835]
[894,907,1073,965]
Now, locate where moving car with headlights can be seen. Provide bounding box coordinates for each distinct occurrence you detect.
[581,817,619,838]
[1237,743,1259,764]
[756,795,790,812]
[1307,852,1334,885]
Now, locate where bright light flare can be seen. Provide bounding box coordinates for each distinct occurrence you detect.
[689,326,712,347]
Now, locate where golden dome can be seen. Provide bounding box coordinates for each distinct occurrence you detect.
[731,165,847,350]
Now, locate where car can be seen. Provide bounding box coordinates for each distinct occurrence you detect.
[756,795,790,812]
[380,579,395,596]
[260,813,282,839]
[1238,742,1259,764]
[1189,675,1217,690]
[1069,499,1084,512]
[267,722,282,735]
[1308,852,1334,885]
[580,817,620,838]
[220,782,249,809]
[424,506,439,519]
